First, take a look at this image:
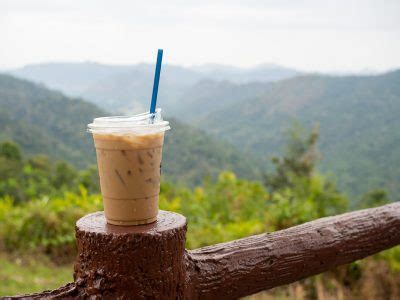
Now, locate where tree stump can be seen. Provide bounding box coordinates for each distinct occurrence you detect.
[74,210,187,299]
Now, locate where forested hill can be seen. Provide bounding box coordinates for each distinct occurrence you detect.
[0,74,105,168]
[4,68,399,197]
[193,70,400,197]
[0,74,262,184]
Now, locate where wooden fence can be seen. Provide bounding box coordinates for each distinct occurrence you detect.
[5,202,400,299]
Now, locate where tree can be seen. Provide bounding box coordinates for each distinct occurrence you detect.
[358,189,390,209]
[78,165,100,194]
[264,124,348,226]
[52,161,78,190]
[264,124,320,192]
[0,142,23,179]
[0,141,22,161]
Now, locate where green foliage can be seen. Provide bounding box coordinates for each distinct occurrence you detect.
[1,170,347,252]
[265,124,320,192]
[358,189,391,209]
[377,247,400,273]
[0,189,102,254]
[78,165,101,194]
[0,142,99,203]
[267,174,348,230]
[163,119,263,185]
[264,125,348,229]
[160,172,268,248]
[0,165,348,252]
[0,141,22,161]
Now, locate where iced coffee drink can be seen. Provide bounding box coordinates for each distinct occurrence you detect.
[88,110,170,225]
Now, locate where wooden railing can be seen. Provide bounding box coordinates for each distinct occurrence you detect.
[5,202,400,299]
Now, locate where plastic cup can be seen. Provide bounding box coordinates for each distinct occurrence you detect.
[88,110,170,225]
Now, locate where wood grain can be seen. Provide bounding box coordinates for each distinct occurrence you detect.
[185,202,400,299]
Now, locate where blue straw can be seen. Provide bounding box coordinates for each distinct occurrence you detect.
[150,49,163,116]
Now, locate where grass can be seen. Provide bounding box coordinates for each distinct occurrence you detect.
[0,253,73,297]
[1,251,399,298]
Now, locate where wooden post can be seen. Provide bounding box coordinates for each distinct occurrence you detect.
[74,211,187,298]
[5,203,400,299]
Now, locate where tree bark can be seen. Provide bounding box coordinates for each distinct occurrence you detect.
[5,203,400,300]
[185,202,400,299]
[73,210,187,299]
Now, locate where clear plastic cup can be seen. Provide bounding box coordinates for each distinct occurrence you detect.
[88,109,170,225]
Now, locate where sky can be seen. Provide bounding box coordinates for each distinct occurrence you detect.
[0,0,399,72]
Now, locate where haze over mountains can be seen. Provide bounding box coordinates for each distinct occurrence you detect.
[10,63,298,114]
[7,63,400,198]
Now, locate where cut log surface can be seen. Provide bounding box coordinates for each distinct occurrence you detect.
[185,202,400,299]
[5,203,400,300]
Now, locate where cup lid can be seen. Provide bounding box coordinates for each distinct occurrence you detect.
[88,109,170,134]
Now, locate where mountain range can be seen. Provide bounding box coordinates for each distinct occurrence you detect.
[8,63,400,198]
[10,63,298,114]
[0,74,262,185]
[191,71,400,198]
